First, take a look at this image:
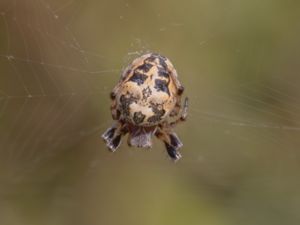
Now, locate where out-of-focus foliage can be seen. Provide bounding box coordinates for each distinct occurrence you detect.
[0,0,300,225]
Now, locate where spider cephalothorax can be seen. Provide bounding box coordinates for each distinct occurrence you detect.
[102,53,188,161]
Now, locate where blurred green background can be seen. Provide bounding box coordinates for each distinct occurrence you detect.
[0,0,300,224]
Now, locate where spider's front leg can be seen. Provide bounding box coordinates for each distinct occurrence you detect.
[102,92,127,151]
[102,122,128,152]
[155,127,183,161]
[110,88,121,120]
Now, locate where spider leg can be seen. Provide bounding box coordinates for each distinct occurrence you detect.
[103,63,138,150]
[110,97,121,120]
[102,122,128,152]
[170,97,188,127]
[155,97,188,161]
[169,68,185,95]
[169,100,181,118]
[155,127,183,161]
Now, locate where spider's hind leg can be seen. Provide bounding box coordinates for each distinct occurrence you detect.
[155,128,183,161]
[102,122,128,152]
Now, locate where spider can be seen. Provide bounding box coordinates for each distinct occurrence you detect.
[102,53,188,161]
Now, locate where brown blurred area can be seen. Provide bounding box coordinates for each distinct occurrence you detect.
[0,0,300,224]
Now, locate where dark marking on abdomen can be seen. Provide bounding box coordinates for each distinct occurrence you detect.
[128,72,148,85]
[158,57,168,70]
[154,79,170,95]
[136,63,153,72]
[157,68,169,78]
[120,93,137,117]
[145,54,168,70]
[147,103,166,123]
[142,87,152,101]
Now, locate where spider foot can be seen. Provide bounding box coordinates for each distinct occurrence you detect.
[102,126,122,152]
[102,127,116,140]
[165,143,182,161]
[169,133,183,150]
[155,129,183,161]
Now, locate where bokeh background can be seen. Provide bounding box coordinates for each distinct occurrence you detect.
[0,0,300,224]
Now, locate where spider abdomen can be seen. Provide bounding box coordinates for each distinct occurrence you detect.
[116,55,177,126]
